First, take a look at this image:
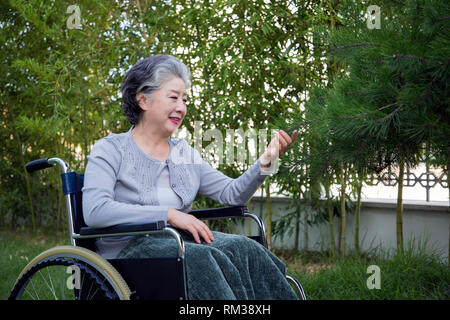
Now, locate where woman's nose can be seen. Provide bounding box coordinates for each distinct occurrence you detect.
[175,98,186,112]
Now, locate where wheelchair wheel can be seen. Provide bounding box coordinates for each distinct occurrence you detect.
[9,246,131,300]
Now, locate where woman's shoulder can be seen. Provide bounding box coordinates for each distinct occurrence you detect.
[90,131,131,157]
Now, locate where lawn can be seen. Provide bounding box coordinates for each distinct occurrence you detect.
[0,229,70,300]
[276,246,450,300]
[1,229,449,300]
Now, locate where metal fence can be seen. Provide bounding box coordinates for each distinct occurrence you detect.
[366,164,448,202]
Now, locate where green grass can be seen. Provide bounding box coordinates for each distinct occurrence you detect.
[281,243,450,300]
[0,229,70,300]
[1,229,449,300]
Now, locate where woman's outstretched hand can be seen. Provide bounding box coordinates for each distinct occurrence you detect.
[167,208,214,244]
[260,129,298,168]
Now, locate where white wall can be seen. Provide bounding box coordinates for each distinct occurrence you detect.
[235,197,449,262]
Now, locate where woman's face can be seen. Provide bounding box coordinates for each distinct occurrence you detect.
[137,76,187,136]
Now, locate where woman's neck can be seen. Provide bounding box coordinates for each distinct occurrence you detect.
[131,123,170,159]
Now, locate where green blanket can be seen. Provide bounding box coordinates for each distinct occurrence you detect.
[117,231,298,300]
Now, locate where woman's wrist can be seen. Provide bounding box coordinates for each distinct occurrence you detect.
[167,208,176,224]
[259,155,272,168]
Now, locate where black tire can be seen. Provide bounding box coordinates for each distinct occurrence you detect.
[9,246,131,300]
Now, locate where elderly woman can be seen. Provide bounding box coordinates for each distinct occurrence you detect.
[82,54,298,300]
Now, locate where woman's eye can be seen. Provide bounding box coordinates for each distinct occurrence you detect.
[170,97,177,100]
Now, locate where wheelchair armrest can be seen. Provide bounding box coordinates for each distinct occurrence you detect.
[189,206,267,248]
[188,206,249,220]
[79,221,166,236]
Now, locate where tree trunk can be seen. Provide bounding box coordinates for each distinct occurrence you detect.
[339,165,347,257]
[265,179,272,250]
[396,160,405,254]
[246,198,252,236]
[259,186,264,218]
[304,207,309,251]
[354,170,364,255]
[294,207,300,251]
[325,181,337,257]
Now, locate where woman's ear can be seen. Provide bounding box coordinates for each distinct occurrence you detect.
[136,92,148,110]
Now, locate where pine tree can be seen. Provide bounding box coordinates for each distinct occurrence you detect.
[287,0,449,254]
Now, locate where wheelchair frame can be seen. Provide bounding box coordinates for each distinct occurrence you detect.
[9,157,306,300]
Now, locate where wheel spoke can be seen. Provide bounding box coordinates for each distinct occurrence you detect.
[46,267,57,300]
[61,269,66,300]
[28,277,40,300]
[38,270,58,299]
[24,285,37,300]
[85,273,95,299]
[10,251,126,300]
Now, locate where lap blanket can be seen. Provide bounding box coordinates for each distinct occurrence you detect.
[117,231,298,300]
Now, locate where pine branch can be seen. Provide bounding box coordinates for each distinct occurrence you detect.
[373,104,402,124]
[415,78,435,106]
[374,54,428,65]
[284,101,400,133]
[329,42,379,52]
[372,73,438,125]
[432,15,450,23]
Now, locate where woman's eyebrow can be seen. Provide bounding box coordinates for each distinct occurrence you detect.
[168,89,187,96]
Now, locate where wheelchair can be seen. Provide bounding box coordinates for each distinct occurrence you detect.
[9,157,306,300]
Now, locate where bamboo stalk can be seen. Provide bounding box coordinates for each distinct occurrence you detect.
[325,181,336,257]
[354,170,363,255]
[339,165,347,257]
[265,179,272,250]
[396,160,405,254]
[295,206,300,251]
[246,198,252,236]
[304,205,309,251]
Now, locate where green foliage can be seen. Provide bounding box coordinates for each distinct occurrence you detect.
[1,0,328,231]
[1,1,447,252]
[272,0,449,252]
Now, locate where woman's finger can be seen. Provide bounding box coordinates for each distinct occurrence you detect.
[187,226,201,244]
[196,221,213,243]
[202,222,214,241]
[279,130,292,145]
[291,130,298,142]
[198,226,212,244]
[277,132,289,153]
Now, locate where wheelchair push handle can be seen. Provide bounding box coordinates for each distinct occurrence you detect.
[26,158,53,173]
[26,157,69,174]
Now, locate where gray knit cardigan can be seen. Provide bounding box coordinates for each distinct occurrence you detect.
[82,127,269,229]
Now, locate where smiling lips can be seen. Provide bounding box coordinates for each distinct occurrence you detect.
[169,117,181,125]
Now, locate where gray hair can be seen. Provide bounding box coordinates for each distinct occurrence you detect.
[121,54,191,125]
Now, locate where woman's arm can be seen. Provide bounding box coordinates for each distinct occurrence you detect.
[198,157,267,206]
[82,138,169,229]
[198,130,298,206]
